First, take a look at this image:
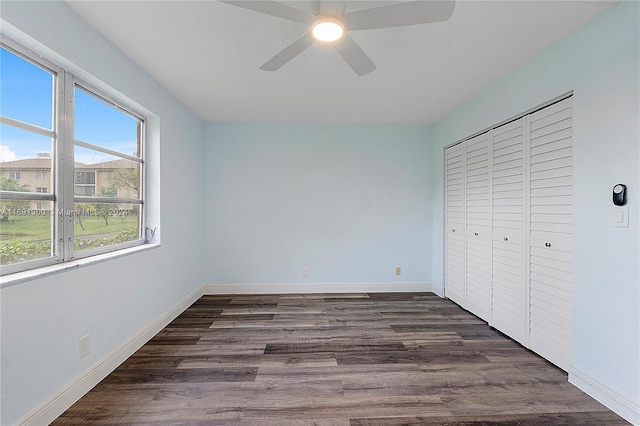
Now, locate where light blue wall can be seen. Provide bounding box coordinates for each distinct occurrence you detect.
[204,123,433,288]
[431,0,639,415]
[0,2,205,424]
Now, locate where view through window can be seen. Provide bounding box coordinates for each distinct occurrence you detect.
[0,39,146,274]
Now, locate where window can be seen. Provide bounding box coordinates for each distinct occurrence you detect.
[74,170,96,196]
[0,37,147,275]
[75,171,95,184]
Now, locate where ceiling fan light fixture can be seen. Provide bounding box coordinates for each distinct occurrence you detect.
[312,17,344,42]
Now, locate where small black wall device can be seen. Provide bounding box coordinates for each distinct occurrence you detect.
[613,184,627,206]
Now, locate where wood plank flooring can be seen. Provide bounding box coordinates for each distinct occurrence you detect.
[53,293,628,425]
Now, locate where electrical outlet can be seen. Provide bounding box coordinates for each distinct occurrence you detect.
[395,266,401,276]
[302,267,310,278]
[79,334,91,358]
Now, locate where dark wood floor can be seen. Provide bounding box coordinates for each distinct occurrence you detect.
[54,293,628,425]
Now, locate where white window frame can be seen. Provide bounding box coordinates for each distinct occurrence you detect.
[0,36,147,276]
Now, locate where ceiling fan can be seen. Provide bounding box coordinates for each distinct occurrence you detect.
[220,1,456,76]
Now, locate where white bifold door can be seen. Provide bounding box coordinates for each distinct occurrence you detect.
[464,133,492,322]
[491,117,527,346]
[528,100,573,371]
[444,143,465,307]
[443,97,573,371]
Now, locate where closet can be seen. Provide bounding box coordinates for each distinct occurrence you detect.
[444,96,573,371]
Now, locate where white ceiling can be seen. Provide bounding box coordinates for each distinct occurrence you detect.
[66,0,615,124]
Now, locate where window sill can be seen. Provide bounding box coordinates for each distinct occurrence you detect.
[0,243,161,289]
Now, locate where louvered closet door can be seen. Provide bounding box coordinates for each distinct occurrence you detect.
[445,143,465,306]
[465,133,491,322]
[528,98,573,371]
[491,118,527,345]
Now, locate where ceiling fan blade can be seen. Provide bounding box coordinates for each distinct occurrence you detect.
[219,1,313,24]
[260,33,314,71]
[343,1,455,31]
[333,33,376,76]
[310,0,322,16]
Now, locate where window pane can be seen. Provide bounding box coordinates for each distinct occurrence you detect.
[74,146,141,199]
[74,203,140,251]
[0,200,53,266]
[0,124,53,193]
[0,47,54,130]
[74,87,140,158]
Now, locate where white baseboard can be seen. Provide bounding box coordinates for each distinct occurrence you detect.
[569,366,640,425]
[202,282,432,295]
[431,284,444,298]
[17,287,203,426]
